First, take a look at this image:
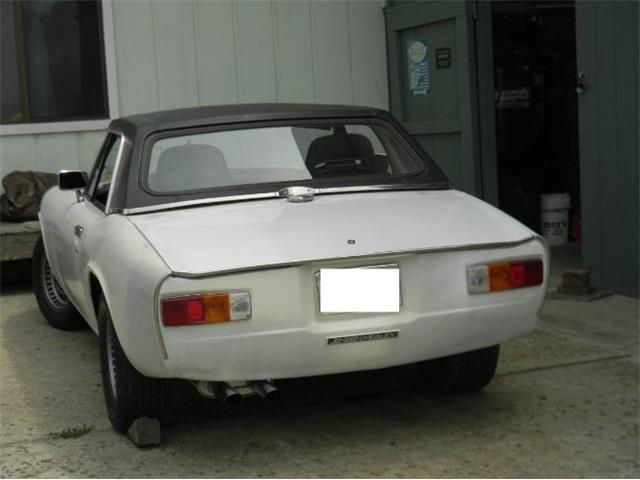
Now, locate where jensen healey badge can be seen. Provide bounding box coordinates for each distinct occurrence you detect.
[327,330,399,345]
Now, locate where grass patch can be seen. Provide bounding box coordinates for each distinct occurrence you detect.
[49,424,93,439]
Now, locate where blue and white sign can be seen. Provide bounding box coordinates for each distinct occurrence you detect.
[407,39,430,96]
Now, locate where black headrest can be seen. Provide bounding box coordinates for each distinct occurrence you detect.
[153,144,231,190]
[306,133,374,166]
[306,133,388,176]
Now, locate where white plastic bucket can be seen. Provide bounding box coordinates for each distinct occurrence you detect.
[541,193,570,246]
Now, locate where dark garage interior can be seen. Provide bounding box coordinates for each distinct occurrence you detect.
[493,1,580,240]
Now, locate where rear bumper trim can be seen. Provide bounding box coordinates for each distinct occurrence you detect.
[170,236,536,279]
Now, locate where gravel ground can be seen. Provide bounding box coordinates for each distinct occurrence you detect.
[0,279,638,478]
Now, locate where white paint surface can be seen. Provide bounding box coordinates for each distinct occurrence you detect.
[39,183,549,380]
[129,189,536,276]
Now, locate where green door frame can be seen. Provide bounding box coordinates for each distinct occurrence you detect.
[472,1,499,206]
[385,0,498,204]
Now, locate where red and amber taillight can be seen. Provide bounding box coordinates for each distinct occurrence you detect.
[467,259,543,294]
[162,291,251,326]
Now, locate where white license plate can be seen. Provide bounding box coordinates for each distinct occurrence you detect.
[319,266,400,313]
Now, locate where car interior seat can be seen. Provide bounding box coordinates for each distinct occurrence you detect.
[151,144,232,191]
[305,129,389,177]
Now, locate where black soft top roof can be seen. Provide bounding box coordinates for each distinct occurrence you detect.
[104,103,451,213]
[110,103,388,138]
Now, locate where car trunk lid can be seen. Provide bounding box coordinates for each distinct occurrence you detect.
[128,189,535,276]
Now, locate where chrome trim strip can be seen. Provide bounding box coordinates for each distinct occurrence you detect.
[533,233,551,315]
[169,236,537,279]
[105,133,126,215]
[128,219,173,360]
[317,184,420,195]
[154,273,172,360]
[121,184,437,216]
[124,191,281,215]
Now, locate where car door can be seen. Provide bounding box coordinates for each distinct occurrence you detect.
[56,134,123,316]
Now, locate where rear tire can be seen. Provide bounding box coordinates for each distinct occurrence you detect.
[418,345,500,393]
[32,236,84,330]
[98,295,165,433]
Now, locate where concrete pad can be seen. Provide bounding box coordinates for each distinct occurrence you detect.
[0,287,638,478]
[540,295,639,355]
[0,291,107,446]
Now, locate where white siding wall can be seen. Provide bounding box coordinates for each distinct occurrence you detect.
[0,0,388,191]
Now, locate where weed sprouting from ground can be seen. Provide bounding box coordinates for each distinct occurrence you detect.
[49,424,93,439]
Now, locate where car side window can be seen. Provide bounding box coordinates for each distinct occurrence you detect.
[88,134,121,210]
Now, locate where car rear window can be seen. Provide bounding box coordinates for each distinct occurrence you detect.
[145,122,423,194]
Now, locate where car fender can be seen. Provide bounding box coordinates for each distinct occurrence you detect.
[83,264,106,334]
[38,186,75,282]
[83,214,172,378]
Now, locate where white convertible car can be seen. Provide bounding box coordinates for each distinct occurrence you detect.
[34,104,549,433]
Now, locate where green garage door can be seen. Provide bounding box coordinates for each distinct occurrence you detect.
[385,1,481,196]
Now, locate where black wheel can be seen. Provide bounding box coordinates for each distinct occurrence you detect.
[32,236,84,330]
[418,345,500,393]
[98,295,165,433]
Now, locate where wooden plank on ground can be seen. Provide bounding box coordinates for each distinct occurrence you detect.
[0,221,40,261]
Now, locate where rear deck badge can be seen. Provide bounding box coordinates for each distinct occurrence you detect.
[327,330,399,345]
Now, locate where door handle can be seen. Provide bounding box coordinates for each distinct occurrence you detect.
[74,225,84,238]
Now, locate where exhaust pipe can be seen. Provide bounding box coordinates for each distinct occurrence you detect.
[214,383,243,406]
[250,381,281,402]
[196,381,278,406]
[195,381,243,406]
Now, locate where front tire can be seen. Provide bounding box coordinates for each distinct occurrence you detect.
[418,345,500,393]
[98,295,165,433]
[32,236,84,330]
